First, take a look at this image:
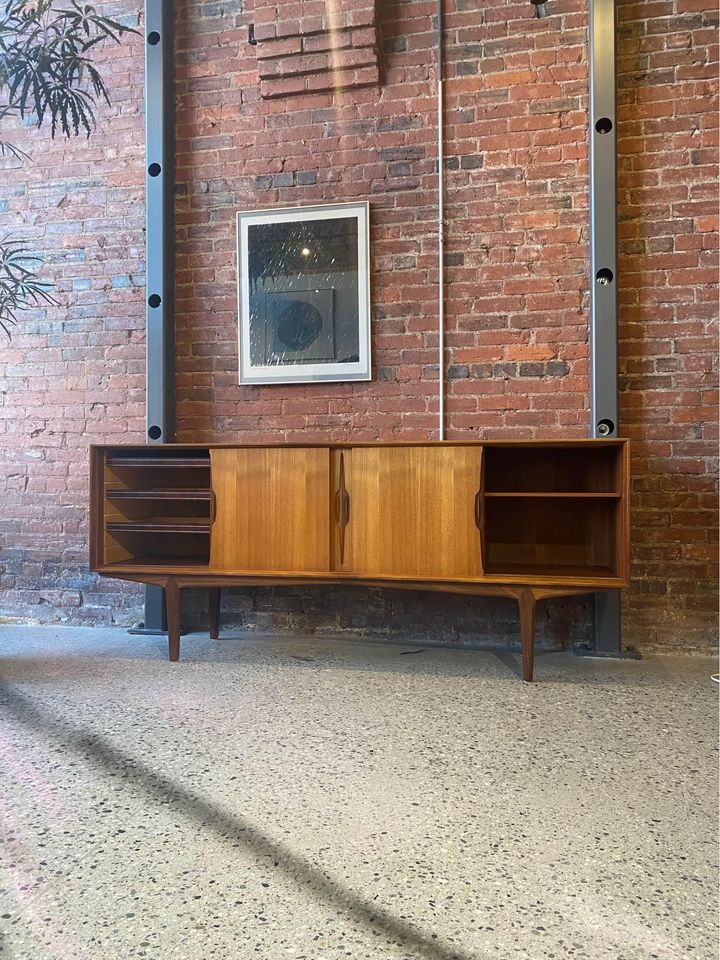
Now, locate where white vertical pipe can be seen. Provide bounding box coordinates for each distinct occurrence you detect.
[437,0,445,441]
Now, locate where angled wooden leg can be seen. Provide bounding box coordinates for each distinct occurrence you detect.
[518,589,536,683]
[208,587,221,640]
[165,578,181,662]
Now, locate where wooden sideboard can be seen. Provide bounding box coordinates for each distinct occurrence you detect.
[90,440,630,681]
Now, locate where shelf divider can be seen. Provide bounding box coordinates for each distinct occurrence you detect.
[106,457,210,469]
[107,519,211,534]
[484,491,621,499]
[107,489,212,501]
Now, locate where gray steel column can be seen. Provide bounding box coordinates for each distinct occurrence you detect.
[586,0,630,657]
[589,0,618,441]
[139,0,175,633]
[145,0,175,445]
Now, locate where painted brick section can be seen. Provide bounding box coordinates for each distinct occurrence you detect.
[0,0,717,653]
[0,2,147,626]
[251,0,380,98]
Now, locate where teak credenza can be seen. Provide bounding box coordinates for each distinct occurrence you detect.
[90,441,630,681]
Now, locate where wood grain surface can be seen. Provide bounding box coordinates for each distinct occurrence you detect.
[210,447,331,572]
[346,445,484,578]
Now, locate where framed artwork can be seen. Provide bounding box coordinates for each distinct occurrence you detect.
[236,202,371,385]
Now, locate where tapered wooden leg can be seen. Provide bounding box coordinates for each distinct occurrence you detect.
[518,589,536,683]
[165,578,181,662]
[208,587,221,640]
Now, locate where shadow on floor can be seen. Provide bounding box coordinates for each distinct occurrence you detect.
[490,649,524,679]
[0,680,483,960]
[0,634,547,683]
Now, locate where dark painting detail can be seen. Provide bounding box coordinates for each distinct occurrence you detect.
[263,289,336,364]
[275,299,323,351]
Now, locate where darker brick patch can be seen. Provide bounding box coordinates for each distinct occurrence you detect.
[519,362,546,378]
[254,172,294,188]
[271,173,294,188]
[200,2,236,16]
[384,36,407,53]
[379,146,426,162]
[529,98,579,115]
[377,116,422,132]
[470,364,493,379]
[371,177,420,193]
[517,361,570,378]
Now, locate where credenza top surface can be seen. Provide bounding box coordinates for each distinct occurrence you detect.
[93,439,627,450]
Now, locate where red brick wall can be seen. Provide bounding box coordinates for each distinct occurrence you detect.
[0,0,717,651]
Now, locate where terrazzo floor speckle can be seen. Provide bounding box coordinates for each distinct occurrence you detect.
[0,625,716,960]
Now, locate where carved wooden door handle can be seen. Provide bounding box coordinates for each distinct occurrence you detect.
[336,452,350,564]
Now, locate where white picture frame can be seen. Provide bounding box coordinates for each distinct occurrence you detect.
[237,202,371,385]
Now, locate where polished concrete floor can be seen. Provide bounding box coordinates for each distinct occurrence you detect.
[0,625,717,960]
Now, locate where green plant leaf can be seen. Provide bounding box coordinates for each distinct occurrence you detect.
[0,239,58,339]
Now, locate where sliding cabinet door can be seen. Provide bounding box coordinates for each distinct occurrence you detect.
[347,446,483,579]
[210,448,330,573]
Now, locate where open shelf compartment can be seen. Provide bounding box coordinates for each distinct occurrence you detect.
[482,495,623,580]
[483,444,623,494]
[101,447,212,566]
